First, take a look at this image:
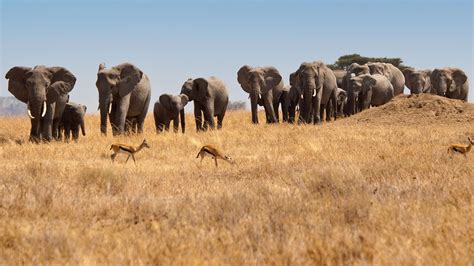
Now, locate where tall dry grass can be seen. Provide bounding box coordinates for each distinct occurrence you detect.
[0,107,473,264]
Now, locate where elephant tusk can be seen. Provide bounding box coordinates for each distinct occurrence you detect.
[108,102,112,114]
[312,89,317,97]
[41,101,47,117]
[27,102,35,119]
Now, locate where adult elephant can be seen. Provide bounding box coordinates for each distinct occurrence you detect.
[350,74,394,111]
[431,68,469,101]
[237,65,288,124]
[96,63,151,136]
[402,68,432,94]
[153,94,188,133]
[367,62,405,95]
[343,63,370,116]
[294,61,337,124]
[180,77,229,131]
[5,65,76,142]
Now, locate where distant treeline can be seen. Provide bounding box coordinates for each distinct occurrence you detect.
[327,54,412,71]
[0,97,26,116]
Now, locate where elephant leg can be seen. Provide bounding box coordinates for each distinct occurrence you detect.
[165,121,170,131]
[313,93,322,125]
[204,105,215,130]
[136,93,150,134]
[115,95,131,136]
[272,100,280,123]
[41,103,55,142]
[217,101,228,130]
[263,93,277,124]
[250,93,259,124]
[64,125,71,142]
[131,118,138,134]
[288,104,296,124]
[281,93,289,123]
[72,127,79,142]
[325,102,332,122]
[173,118,179,133]
[194,104,203,132]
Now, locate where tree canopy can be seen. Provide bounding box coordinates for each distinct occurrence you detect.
[327,54,411,71]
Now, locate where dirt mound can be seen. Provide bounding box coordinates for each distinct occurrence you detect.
[340,94,474,125]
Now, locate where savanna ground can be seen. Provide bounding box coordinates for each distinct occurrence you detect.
[0,94,473,265]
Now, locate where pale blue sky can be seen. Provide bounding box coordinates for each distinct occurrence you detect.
[1,0,473,110]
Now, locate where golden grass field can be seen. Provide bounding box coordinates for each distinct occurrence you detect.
[0,94,473,265]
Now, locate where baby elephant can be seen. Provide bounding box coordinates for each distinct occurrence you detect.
[154,94,189,133]
[350,74,394,111]
[60,102,87,142]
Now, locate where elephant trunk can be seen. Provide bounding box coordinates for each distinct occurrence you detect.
[301,77,316,123]
[80,119,86,136]
[99,95,111,135]
[180,109,185,133]
[250,87,260,124]
[27,100,48,142]
[437,80,449,96]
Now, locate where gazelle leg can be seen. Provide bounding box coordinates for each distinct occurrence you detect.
[214,158,218,167]
[132,154,137,165]
[125,155,130,164]
[200,155,204,164]
[111,153,117,162]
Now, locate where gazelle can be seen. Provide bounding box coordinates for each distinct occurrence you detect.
[447,137,473,158]
[196,145,234,167]
[110,139,150,165]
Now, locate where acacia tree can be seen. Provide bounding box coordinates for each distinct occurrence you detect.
[327,54,411,71]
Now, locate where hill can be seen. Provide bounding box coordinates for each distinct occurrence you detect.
[0,97,26,116]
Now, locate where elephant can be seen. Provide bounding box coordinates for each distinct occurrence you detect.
[287,73,303,124]
[153,94,189,133]
[349,74,394,111]
[367,62,405,95]
[293,61,338,124]
[5,65,76,142]
[402,68,432,94]
[431,68,469,101]
[59,102,86,142]
[96,63,151,136]
[342,63,370,116]
[327,88,347,119]
[237,65,288,124]
[180,77,229,131]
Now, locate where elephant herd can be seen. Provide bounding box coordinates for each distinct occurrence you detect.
[5,61,470,142]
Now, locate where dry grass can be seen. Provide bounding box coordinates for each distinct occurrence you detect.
[0,95,473,265]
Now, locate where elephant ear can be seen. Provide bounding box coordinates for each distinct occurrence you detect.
[159,94,173,110]
[263,67,282,93]
[180,94,189,107]
[237,65,252,93]
[5,66,32,103]
[47,67,77,103]
[289,72,298,87]
[193,78,209,100]
[452,69,467,86]
[363,75,377,88]
[117,63,143,97]
[294,64,305,89]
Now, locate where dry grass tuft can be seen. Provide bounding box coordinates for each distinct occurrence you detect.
[0,94,473,264]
